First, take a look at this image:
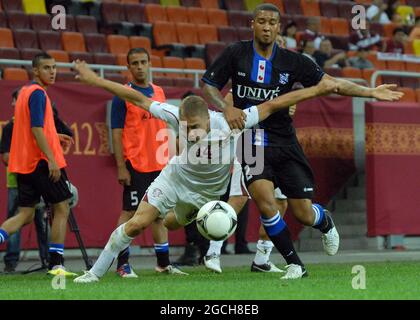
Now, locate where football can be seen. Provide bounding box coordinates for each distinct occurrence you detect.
[196,201,237,241]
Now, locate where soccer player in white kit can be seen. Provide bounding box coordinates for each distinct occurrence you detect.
[72,60,338,283]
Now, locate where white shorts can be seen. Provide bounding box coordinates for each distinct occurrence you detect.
[229,162,287,200]
[143,164,219,226]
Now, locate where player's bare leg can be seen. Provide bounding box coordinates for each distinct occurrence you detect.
[248,179,306,279]
[0,207,35,236]
[74,201,160,283]
[287,198,339,256]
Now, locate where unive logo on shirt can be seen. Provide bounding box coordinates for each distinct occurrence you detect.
[279,72,290,85]
[236,84,281,102]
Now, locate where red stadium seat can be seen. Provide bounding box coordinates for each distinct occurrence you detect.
[0,47,19,60]
[153,76,174,87]
[101,2,125,26]
[93,53,116,65]
[197,24,218,44]
[62,32,86,53]
[283,0,302,15]
[2,67,29,80]
[205,41,226,65]
[153,21,178,47]
[107,35,130,55]
[382,75,402,87]
[124,3,147,24]
[29,14,51,31]
[184,57,206,79]
[405,62,420,73]
[228,11,253,28]
[341,67,363,79]
[362,69,382,87]
[386,60,405,71]
[64,15,76,32]
[300,0,320,16]
[401,77,420,89]
[330,18,350,36]
[151,55,164,77]
[68,52,94,64]
[176,22,200,45]
[207,9,228,27]
[173,78,194,87]
[397,87,417,103]
[13,29,39,50]
[263,0,284,14]
[162,56,185,78]
[323,67,343,78]
[237,27,253,41]
[85,33,108,53]
[116,53,127,66]
[383,23,399,38]
[218,26,239,43]
[145,4,167,23]
[0,27,14,48]
[47,50,70,62]
[224,0,246,11]
[0,12,7,28]
[319,1,338,17]
[129,36,152,54]
[199,0,220,9]
[167,6,188,23]
[2,0,23,12]
[6,10,30,29]
[182,0,200,6]
[38,30,62,51]
[187,7,208,25]
[337,1,354,19]
[105,73,126,84]
[75,15,98,34]
[320,17,331,34]
[120,0,140,3]
[20,48,42,61]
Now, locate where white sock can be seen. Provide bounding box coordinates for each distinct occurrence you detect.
[253,240,274,265]
[91,224,134,277]
[206,240,223,256]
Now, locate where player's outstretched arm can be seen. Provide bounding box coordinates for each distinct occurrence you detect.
[322,74,404,101]
[73,60,153,110]
[256,77,338,122]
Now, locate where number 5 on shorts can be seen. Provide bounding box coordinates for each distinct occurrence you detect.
[130,191,139,207]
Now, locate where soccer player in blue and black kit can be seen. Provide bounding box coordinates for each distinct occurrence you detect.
[202,4,403,279]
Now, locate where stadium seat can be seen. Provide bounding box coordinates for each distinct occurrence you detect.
[337,1,354,19]
[69,52,94,64]
[197,24,218,44]
[319,1,338,17]
[75,15,98,34]
[162,56,185,78]
[330,18,349,36]
[151,54,164,77]
[62,32,86,53]
[29,14,51,31]
[184,57,205,79]
[397,87,417,103]
[55,71,75,82]
[237,27,253,41]
[84,33,108,53]
[105,72,126,83]
[167,6,188,23]
[218,26,239,43]
[228,11,252,28]
[283,0,302,15]
[292,15,308,31]
[13,29,39,50]
[182,0,200,6]
[207,9,228,27]
[0,12,6,28]
[107,35,130,55]
[161,0,181,6]
[129,36,152,53]
[145,4,168,23]
[22,0,47,14]
[0,48,20,63]
[20,48,42,61]
[6,11,30,29]
[369,22,384,37]
[386,60,405,71]
[300,0,320,17]
[323,67,343,78]
[382,75,402,87]
[320,17,331,34]
[416,89,420,103]
[116,53,127,66]
[401,77,420,89]
[153,21,178,47]
[187,7,208,25]
[244,0,263,11]
[0,27,14,48]
[361,69,381,87]
[63,14,76,32]
[405,62,420,73]
[152,76,174,87]
[224,0,246,11]
[47,50,70,62]
[93,53,116,65]
[199,0,220,9]
[2,67,29,80]
[176,23,200,45]
[341,67,363,79]
[173,78,194,87]
[383,23,398,38]
[263,0,284,14]
[101,2,126,28]
[205,41,225,65]
[404,40,414,55]
[1,0,23,12]
[124,3,147,24]
[38,30,62,51]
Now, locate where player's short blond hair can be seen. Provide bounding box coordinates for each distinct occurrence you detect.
[180,95,209,119]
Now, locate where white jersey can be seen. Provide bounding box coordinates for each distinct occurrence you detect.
[149,101,259,198]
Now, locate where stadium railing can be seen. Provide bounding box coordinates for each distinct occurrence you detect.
[0,59,206,88]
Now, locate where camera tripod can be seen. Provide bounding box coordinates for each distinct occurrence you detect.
[22,207,93,274]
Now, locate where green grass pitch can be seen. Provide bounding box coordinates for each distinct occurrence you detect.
[1,261,419,300]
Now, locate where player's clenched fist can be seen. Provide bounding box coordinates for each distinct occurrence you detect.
[73,60,99,85]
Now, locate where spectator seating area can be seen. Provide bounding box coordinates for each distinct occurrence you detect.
[0,0,419,101]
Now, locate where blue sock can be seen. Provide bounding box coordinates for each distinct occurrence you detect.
[49,243,64,266]
[117,247,130,268]
[154,242,170,268]
[49,243,64,255]
[312,204,333,233]
[261,212,303,267]
[0,229,9,244]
